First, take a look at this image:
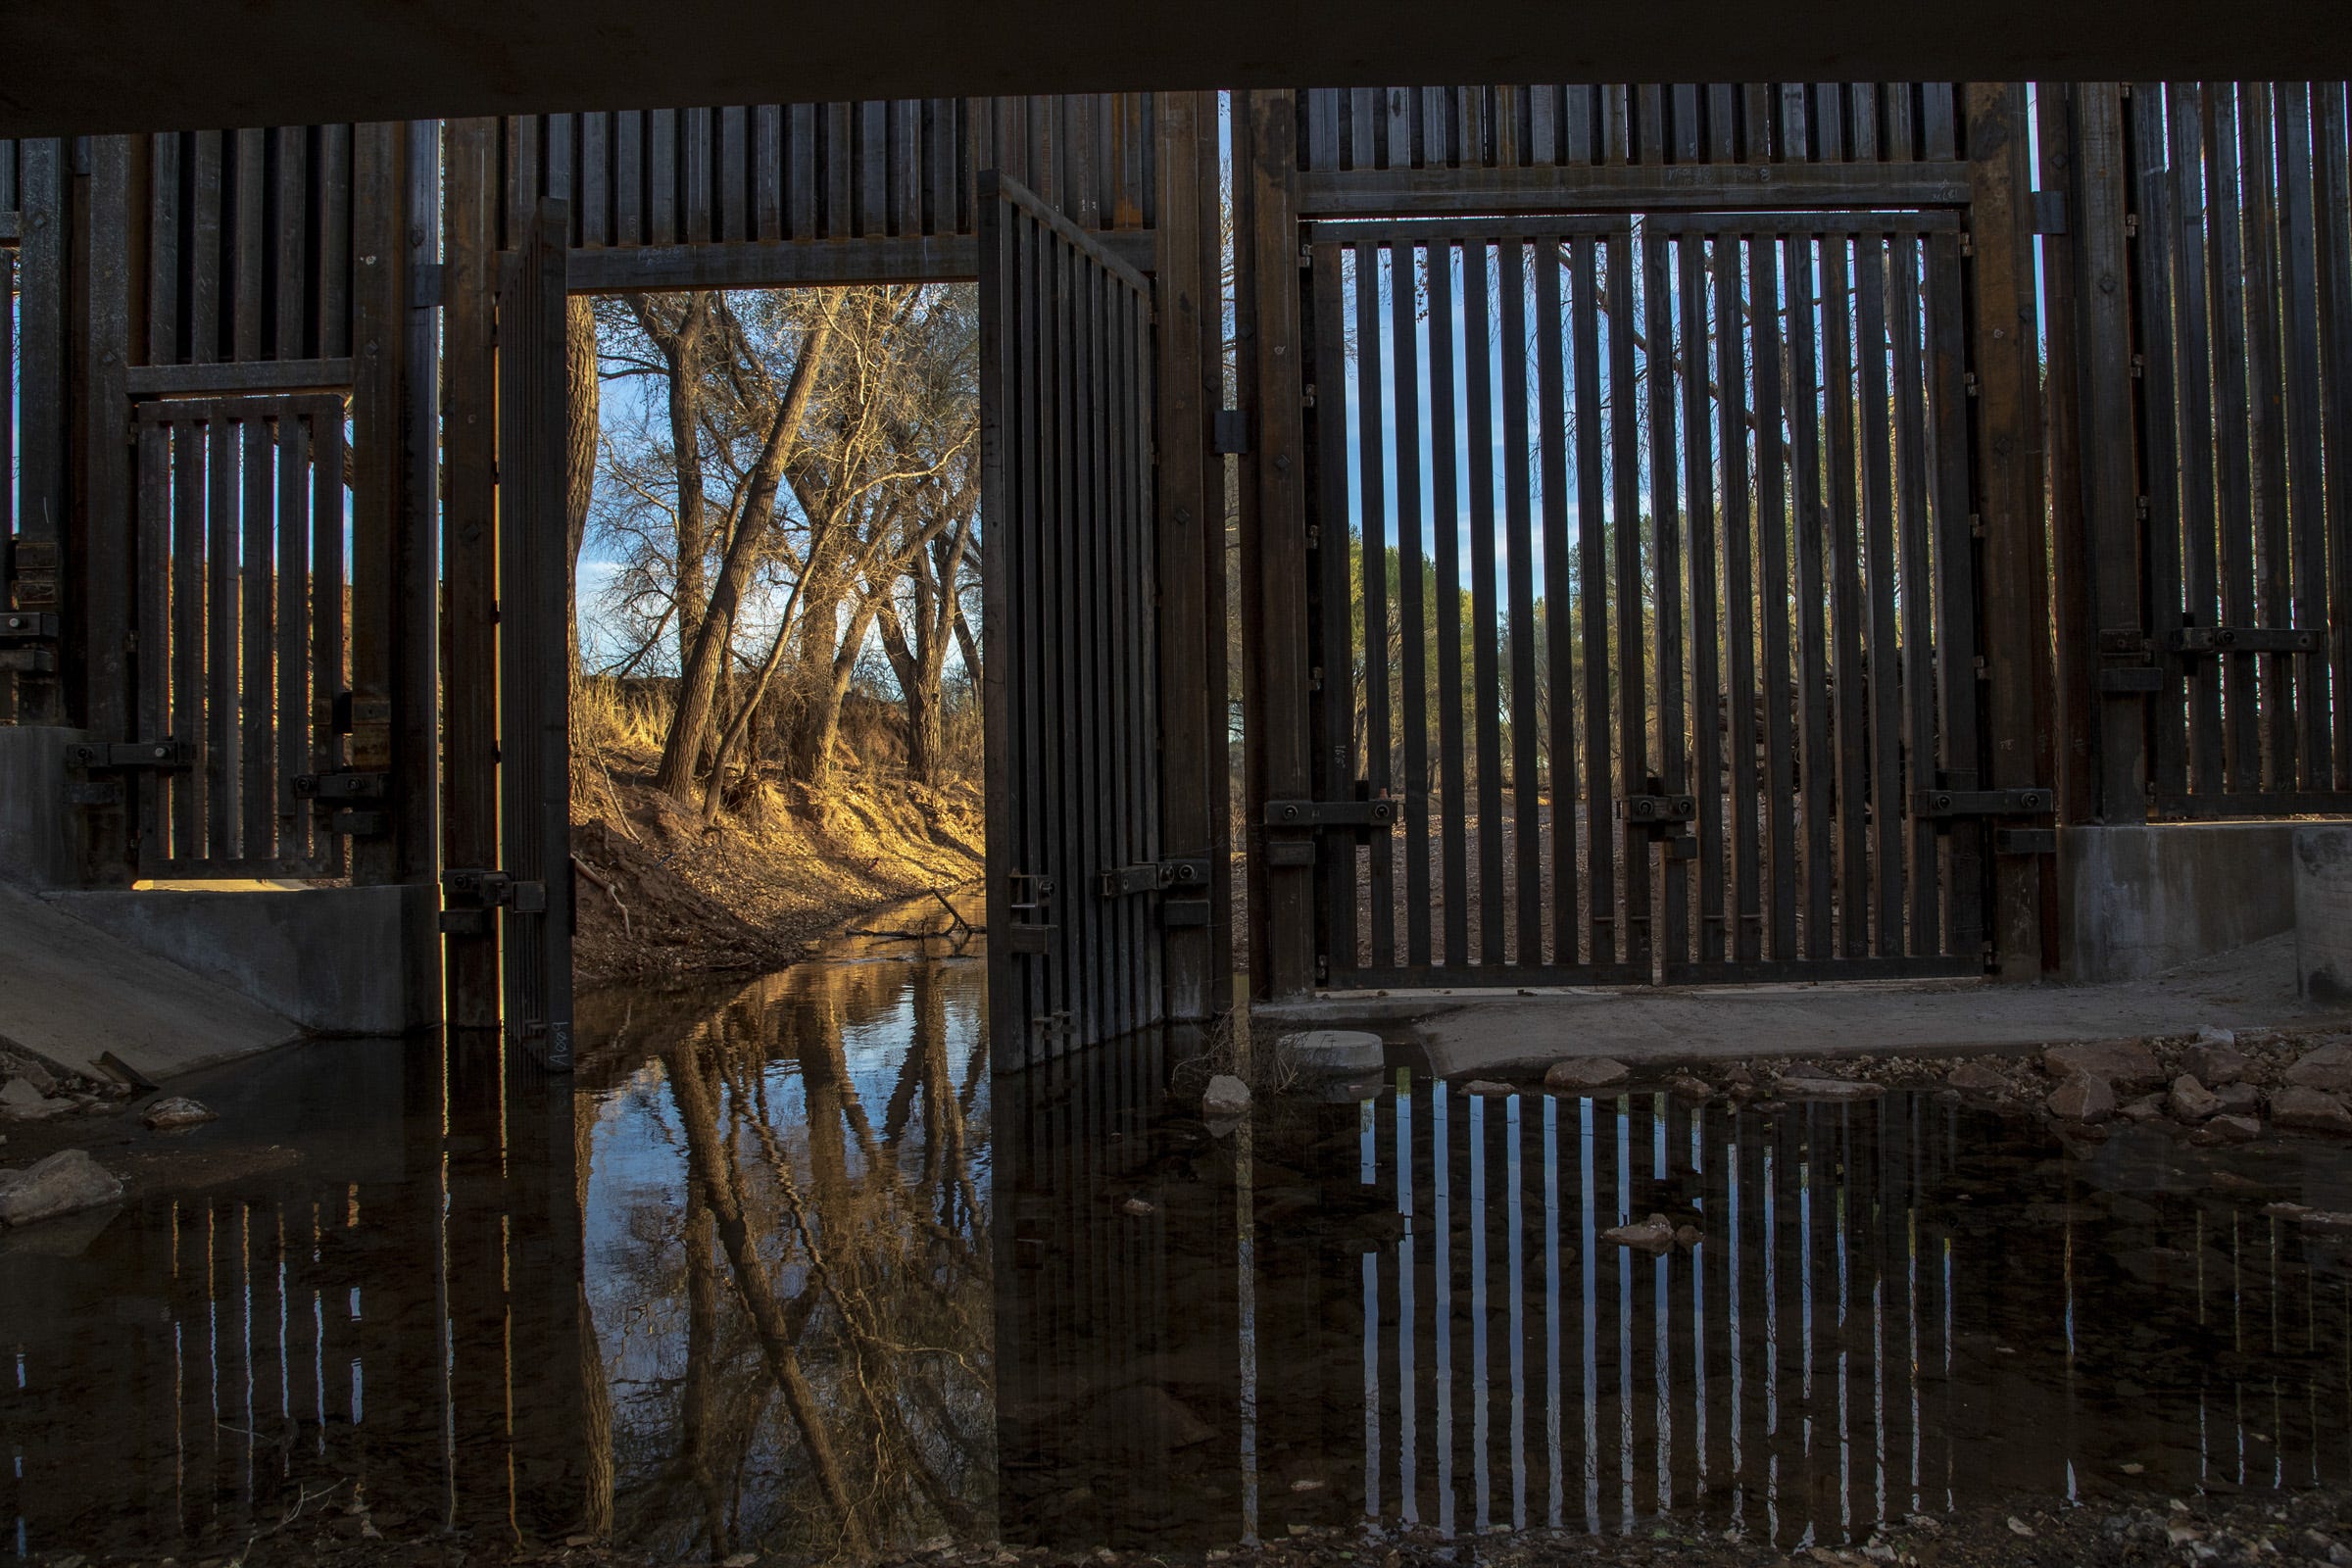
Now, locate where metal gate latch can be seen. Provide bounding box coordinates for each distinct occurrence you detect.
[438,867,548,937]
[64,738,197,771]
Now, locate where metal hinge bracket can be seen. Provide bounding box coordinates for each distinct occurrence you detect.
[1099,858,1212,898]
[1263,798,1401,829]
[2166,625,2321,655]
[292,770,390,804]
[64,739,196,771]
[1914,786,2053,819]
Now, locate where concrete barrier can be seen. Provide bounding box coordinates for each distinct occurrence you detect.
[45,883,441,1035]
[2057,822,2299,983]
[2295,826,2352,1004]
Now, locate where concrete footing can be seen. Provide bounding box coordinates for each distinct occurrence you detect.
[2057,822,2300,983]
[46,884,442,1035]
[2295,826,2352,1004]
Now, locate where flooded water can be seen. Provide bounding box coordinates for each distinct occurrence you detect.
[7,943,2352,1561]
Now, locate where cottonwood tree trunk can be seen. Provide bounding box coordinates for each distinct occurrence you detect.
[652,314,835,802]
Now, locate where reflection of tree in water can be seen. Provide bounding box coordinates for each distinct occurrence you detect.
[592,962,993,1560]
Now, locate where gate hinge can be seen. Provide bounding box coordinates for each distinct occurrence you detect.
[292,770,390,803]
[1617,793,1698,830]
[1099,857,1211,897]
[1963,371,1980,397]
[1301,382,1316,409]
[2166,625,2321,655]
[2095,626,2150,659]
[2124,212,2140,240]
[1959,229,1974,258]
[412,262,445,309]
[2031,190,2068,236]
[1212,409,1249,456]
[439,867,548,935]
[1914,785,2053,819]
[1263,797,1402,830]
[296,769,391,836]
[64,739,196,771]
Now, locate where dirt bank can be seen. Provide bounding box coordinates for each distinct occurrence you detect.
[568,760,982,984]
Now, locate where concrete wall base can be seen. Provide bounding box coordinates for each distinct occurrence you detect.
[0,726,85,889]
[45,883,442,1035]
[2295,826,2352,1004]
[2057,822,2300,984]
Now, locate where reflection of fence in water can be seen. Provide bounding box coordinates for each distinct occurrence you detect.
[1296,1083,2352,1546]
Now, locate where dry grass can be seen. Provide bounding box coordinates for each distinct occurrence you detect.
[568,676,984,983]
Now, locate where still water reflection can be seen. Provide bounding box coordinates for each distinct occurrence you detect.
[5,949,2352,1560]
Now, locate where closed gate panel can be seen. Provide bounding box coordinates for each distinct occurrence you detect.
[129,394,348,879]
[1309,215,1985,989]
[980,172,1163,1069]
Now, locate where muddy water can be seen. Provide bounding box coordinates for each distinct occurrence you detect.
[5,948,2352,1562]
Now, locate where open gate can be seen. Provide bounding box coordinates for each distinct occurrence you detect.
[1304,212,1992,987]
[979,172,1169,1069]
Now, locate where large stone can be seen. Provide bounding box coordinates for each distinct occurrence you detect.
[1200,1075,1251,1119]
[2169,1074,2224,1122]
[2213,1081,2263,1113]
[2119,1095,2167,1123]
[1281,1030,1385,1077]
[1463,1079,1516,1099]
[2284,1042,2352,1095]
[141,1096,217,1131]
[1777,1075,1885,1102]
[2206,1114,2262,1143]
[1544,1056,1630,1094]
[2047,1076,2115,1122]
[2271,1086,2352,1137]
[2184,1041,2250,1086]
[2043,1039,2163,1091]
[0,1150,123,1227]
[1946,1060,2013,1094]
[1601,1214,1676,1254]
[0,1078,71,1121]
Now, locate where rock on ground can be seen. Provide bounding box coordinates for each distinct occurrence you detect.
[141,1096,217,1131]
[1601,1214,1675,1253]
[1200,1074,1251,1118]
[2185,1041,2250,1085]
[2044,1039,2163,1091]
[1543,1056,1629,1093]
[2169,1074,2224,1121]
[2286,1042,2352,1094]
[0,1149,123,1227]
[2119,1094,2166,1122]
[2206,1113,2263,1143]
[2048,1075,2115,1122]
[2271,1086,2352,1136]
[0,1077,72,1120]
[1946,1060,2012,1093]
[1463,1079,1516,1098]
[1281,1030,1385,1076]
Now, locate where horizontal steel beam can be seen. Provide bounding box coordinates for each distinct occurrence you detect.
[564,230,1156,294]
[123,358,355,397]
[1297,163,1974,218]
